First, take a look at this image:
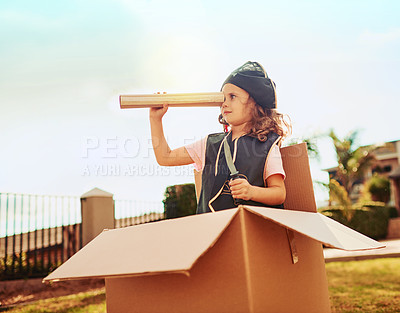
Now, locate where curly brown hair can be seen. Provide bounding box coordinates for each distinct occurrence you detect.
[218,97,291,142]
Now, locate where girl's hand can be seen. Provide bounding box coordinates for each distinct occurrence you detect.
[149,103,168,121]
[229,178,254,201]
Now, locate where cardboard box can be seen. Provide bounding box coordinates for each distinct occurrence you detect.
[44,143,384,312]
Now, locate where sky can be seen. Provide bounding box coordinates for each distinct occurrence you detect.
[1,0,399,208]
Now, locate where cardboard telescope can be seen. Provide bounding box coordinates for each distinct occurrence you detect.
[119,92,224,109]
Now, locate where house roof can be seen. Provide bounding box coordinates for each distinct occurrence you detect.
[43,207,384,282]
[322,166,338,173]
[323,139,400,172]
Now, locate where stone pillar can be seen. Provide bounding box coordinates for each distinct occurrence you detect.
[81,188,115,246]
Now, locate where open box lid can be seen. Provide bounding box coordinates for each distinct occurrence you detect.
[245,206,385,250]
[44,206,384,282]
[44,209,237,282]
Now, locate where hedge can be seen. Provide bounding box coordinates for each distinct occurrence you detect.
[163,183,197,219]
[321,205,398,240]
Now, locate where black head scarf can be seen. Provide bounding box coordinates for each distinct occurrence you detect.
[221,61,277,109]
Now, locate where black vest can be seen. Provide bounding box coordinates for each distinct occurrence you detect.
[197,131,282,214]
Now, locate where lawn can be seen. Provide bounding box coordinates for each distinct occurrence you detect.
[326,258,400,312]
[2,289,106,313]
[4,258,400,313]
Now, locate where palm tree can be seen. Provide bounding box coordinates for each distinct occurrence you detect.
[328,129,376,202]
[286,133,321,160]
[321,130,378,221]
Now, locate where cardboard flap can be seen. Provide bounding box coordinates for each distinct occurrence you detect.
[244,206,385,251]
[281,143,317,213]
[44,209,238,282]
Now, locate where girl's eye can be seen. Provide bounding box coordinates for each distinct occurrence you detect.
[230,94,236,100]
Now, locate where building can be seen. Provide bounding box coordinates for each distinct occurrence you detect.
[324,140,400,214]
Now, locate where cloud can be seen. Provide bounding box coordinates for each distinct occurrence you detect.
[358,28,400,45]
[114,0,208,32]
[0,8,63,30]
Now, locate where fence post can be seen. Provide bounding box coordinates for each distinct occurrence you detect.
[80,188,115,247]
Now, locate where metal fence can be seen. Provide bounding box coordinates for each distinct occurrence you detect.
[0,193,81,280]
[0,192,165,280]
[114,199,165,228]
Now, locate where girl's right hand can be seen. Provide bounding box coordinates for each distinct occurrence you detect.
[149,103,168,121]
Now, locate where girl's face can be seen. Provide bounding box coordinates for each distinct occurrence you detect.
[221,83,255,127]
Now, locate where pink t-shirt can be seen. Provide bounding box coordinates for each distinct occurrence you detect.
[184,136,285,180]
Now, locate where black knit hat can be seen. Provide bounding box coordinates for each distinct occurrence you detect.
[221,61,277,109]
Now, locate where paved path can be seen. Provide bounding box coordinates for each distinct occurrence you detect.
[324,238,400,262]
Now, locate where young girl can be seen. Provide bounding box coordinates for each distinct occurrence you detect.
[149,61,291,214]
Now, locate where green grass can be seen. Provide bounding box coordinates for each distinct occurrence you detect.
[326,258,400,312]
[4,258,400,312]
[4,289,106,313]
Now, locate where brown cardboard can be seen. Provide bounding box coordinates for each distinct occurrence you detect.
[105,210,250,313]
[246,206,384,250]
[103,208,333,313]
[119,92,224,109]
[44,209,238,281]
[43,143,385,313]
[44,207,382,312]
[281,143,318,212]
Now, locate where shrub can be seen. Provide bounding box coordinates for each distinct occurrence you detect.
[321,204,396,240]
[388,206,399,219]
[0,253,61,281]
[163,183,197,219]
[366,174,391,203]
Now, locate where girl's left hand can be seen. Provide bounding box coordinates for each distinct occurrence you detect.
[229,178,254,201]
